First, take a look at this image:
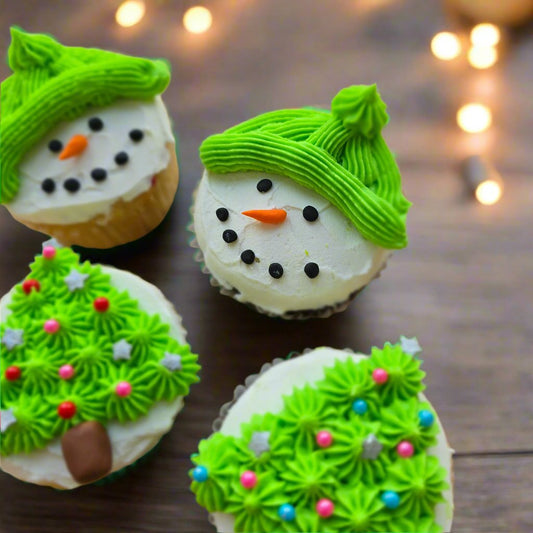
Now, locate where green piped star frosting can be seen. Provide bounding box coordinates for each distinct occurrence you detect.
[0,245,199,456]
[199,84,410,249]
[190,343,450,532]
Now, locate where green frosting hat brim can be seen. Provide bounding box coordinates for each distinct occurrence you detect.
[1,28,171,203]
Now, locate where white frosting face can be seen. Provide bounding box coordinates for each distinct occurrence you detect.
[7,96,174,225]
[193,170,391,315]
[0,266,188,489]
[213,348,454,533]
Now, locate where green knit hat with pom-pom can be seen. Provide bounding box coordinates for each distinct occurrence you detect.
[200,85,410,249]
[0,27,171,204]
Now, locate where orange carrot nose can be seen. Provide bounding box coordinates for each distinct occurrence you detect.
[59,134,89,160]
[242,209,287,224]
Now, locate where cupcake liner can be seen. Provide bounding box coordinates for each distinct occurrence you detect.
[188,188,390,320]
[14,143,179,249]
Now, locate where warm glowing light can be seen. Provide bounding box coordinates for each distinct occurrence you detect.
[475,180,502,205]
[457,103,492,133]
[116,0,146,27]
[430,32,461,61]
[468,45,498,69]
[471,23,501,47]
[183,6,213,34]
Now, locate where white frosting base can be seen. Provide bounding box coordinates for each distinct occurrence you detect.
[0,265,188,489]
[212,348,454,533]
[193,170,391,315]
[7,96,174,225]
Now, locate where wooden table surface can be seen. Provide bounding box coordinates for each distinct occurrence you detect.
[1,1,532,532]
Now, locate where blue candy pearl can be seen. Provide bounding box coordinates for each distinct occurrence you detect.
[418,409,435,428]
[278,503,296,522]
[381,490,401,509]
[352,398,368,415]
[192,465,209,482]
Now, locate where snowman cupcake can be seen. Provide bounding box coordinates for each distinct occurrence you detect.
[0,28,178,248]
[191,85,410,318]
[0,240,200,489]
[190,341,453,533]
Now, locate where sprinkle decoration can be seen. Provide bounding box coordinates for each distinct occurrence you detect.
[372,368,389,384]
[59,365,75,380]
[42,246,57,260]
[22,279,41,294]
[113,339,133,361]
[316,498,334,518]
[381,490,401,509]
[240,470,258,490]
[192,465,209,482]
[278,503,296,522]
[5,366,22,381]
[58,401,77,419]
[115,381,133,397]
[93,296,110,313]
[418,409,435,428]
[316,430,333,448]
[1,329,24,350]
[352,398,368,415]
[0,409,17,433]
[397,440,414,458]
[44,319,60,334]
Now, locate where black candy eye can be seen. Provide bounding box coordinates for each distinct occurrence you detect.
[129,129,144,142]
[304,262,320,279]
[88,117,104,131]
[303,206,319,222]
[48,140,63,153]
[41,178,56,193]
[64,178,81,193]
[115,152,129,165]
[222,229,238,243]
[91,168,107,182]
[240,250,255,264]
[269,263,283,279]
[257,179,273,193]
[216,208,229,222]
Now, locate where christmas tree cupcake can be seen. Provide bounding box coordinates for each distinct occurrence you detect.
[191,85,410,318]
[190,341,453,532]
[0,28,178,248]
[0,240,200,489]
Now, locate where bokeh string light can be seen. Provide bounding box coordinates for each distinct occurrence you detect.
[183,6,213,34]
[470,23,501,47]
[457,103,492,134]
[430,32,462,60]
[115,0,146,28]
[461,156,503,206]
[468,45,498,69]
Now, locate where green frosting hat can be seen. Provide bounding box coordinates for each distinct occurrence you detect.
[200,85,411,249]
[0,27,171,203]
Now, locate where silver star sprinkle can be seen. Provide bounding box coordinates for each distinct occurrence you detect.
[64,269,89,292]
[113,339,133,361]
[400,336,422,356]
[42,238,64,250]
[1,409,17,433]
[1,329,24,350]
[249,431,271,457]
[161,353,183,371]
[361,434,383,460]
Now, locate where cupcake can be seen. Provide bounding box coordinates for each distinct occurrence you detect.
[191,85,410,318]
[190,340,453,532]
[0,28,178,249]
[0,240,200,489]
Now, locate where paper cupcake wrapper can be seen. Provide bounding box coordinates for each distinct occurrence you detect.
[188,189,390,320]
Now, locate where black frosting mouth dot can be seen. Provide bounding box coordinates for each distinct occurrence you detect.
[269,263,283,279]
[222,229,238,243]
[240,249,255,264]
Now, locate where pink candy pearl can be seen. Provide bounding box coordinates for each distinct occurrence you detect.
[316,430,333,448]
[115,381,132,397]
[397,440,414,458]
[42,246,57,260]
[44,319,60,334]
[372,368,389,384]
[240,470,257,490]
[316,498,334,518]
[59,364,75,380]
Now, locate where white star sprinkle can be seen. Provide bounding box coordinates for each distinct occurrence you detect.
[1,329,24,350]
[249,431,270,457]
[42,238,64,250]
[1,409,17,433]
[361,434,383,460]
[64,269,89,292]
[400,336,422,357]
[113,339,133,361]
[161,353,182,371]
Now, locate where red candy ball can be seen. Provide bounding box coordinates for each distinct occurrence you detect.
[397,440,415,458]
[58,401,77,419]
[93,297,110,313]
[372,368,389,385]
[42,246,57,260]
[5,366,22,381]
[22,279,41,294]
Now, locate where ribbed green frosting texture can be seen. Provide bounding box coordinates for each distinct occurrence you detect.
[190,344,449,532]
[0,27,171,203]
[0,246,199,456]
[200,85,410,249]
